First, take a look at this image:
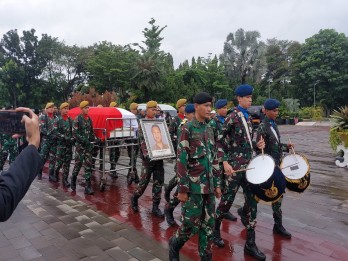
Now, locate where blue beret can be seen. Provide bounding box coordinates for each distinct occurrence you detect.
[193,92,213,104]
[264,98,281,110]
[235,84,254,97]
[215,99,227,109]
[185,103,195,113]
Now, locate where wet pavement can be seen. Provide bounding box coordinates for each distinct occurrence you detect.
[1,124,348,260]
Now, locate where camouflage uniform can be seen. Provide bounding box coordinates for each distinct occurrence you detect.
[109,139,121,176]
[53,114,73,185]
[255,116,291,237]
[172,117,221,259]
[168,113,185,156]
[0,134,18,170]
[71,114,96,192]
[215,107,258,231]
[38,113,57,177]
[131,117,165,216]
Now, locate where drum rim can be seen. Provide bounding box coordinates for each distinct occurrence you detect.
[246,153,275,184]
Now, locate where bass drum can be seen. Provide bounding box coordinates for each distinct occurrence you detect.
[246,154,286,202]
[280,154,310,193]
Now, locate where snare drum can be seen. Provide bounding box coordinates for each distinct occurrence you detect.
[246,154,286,202]
[280,154,310,193]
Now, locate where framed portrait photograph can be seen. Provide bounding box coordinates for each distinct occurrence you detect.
[139,119,175,160]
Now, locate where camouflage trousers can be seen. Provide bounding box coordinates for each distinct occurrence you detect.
[168,176,180,209]
[39,138,57,172]
[109,140,121,170]
[134,159,164,203]
[216,171,258,231]
[174,193,215,258]
[72,144,94,181]
[92,140,104,169]
[126,139,139,170]
[55,142,73,177]
[0,142,18,170]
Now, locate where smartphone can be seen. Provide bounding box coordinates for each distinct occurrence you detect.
[0,110,29,134]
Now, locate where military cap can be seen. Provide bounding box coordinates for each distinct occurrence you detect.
[264,98,281,110]
[146,100,157,108]
[185,103,195,113]
[59,102,69,110]
[130,102,138,110]
[109,101,117,107]
[215,99,227,109]
[193,92,213,104]
[235,84,254,97]
[176,98,187,108]
[80,100,89,109]
[45,102,54,109]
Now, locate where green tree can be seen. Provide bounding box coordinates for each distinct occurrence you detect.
[291,29,348,113]
[220,28,265,85]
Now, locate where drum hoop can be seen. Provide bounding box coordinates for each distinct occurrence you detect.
[246,154,275,184]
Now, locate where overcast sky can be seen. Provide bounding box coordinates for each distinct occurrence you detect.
[1,0,347,67]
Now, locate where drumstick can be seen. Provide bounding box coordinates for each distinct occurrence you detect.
[226,167,255,174]
[281,163,299,170]
[260,135,264,159]
[287,135,296,155]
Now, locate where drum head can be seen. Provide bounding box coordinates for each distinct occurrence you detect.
[281,154,309,180]
[246,154,275,184]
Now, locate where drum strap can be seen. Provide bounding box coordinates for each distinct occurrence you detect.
[238,112,253,148]
[270,126,279,142]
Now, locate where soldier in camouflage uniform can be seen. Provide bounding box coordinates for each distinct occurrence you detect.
[209,99,238,222]
[38,102,57,181]
[130,100,165,218]
[169,93,222,261]
[53,102,73,188]
[71,101,96,195]
[165,99,186,202]
[239,98,292,238]
[0,134,18,171]
[126,102,140,184]
[164,103,195,227]
[109,101,120,178]
[213,85,266,261]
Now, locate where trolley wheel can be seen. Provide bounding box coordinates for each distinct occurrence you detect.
[99,182,105,192]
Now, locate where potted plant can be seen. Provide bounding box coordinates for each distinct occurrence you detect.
[330,106,348,149]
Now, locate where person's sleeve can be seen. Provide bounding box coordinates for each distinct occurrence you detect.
[177,125,190,193]
[255,123,266,153]
[138,124,149,159]
[0,145,43,222]
[217,116,234,162]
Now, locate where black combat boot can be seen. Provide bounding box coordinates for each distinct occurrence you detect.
[244,230,266,261]
[152,202,164,218]
[131,195,139,212]
[238,207,248,227]
[70,176,77,191]
[49,169,57,182]
[84,180,94,195]
[164,203,176,226]
[200,251,212,261]
[224,212,237,221]
[169,236,184,261]
[273,214,292,238]
[164,181,176,203]
[212,219,225,248]
[134,169,139,184]
[62,173,70,188]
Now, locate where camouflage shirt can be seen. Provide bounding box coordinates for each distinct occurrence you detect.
[39,114,56,139]
[169,114,185,140]
[177,117,221,194]
[53,115,73,146]
[256,116,289,165]
[217,107,256,170]
[73,114,95,148]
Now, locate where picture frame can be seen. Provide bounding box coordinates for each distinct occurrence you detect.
[139,119,175,160]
